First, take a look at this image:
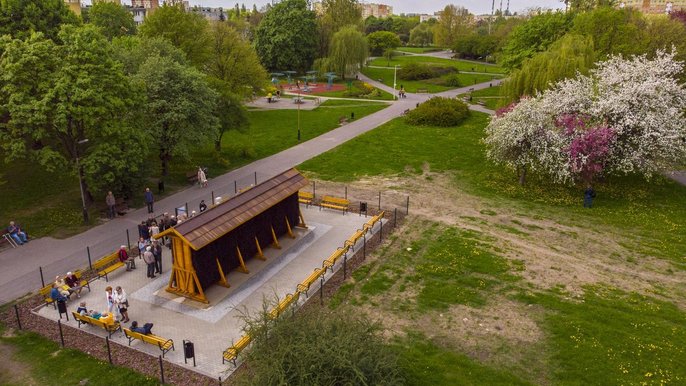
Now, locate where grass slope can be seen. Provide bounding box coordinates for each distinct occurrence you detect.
[369,55,505,74]
[362,66,501,93]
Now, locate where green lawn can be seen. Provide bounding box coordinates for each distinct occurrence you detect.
[309,82,395,101]
[369,55,505,74]
[361,66,501,93]
[0,329,158,385]
[1,100,388,238]
[458,85,506,110]
[394,46,444,54]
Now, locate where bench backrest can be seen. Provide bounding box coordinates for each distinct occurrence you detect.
[322,196,349,206]
[299,191,314,199]
[234,335,252,351]
[92,252,119,270]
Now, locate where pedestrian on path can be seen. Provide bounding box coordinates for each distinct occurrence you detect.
[583,185,596,208]
[113,286,129,323]
[105,286,115,313]
[143,246,156,278]
[144,187,154,213]
[152,239,162,274]
[106,191,116,219]
[198,166,208,187]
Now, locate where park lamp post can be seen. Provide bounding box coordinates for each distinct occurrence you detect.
[297,89,301,141]
[75,138,89,224]
[393,65,398,100]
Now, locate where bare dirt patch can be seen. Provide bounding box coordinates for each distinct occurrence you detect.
[313,171,686,307]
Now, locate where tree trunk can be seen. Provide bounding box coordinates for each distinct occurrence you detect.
[518,165,527,185]
[78,163,94,206]
[159,150,170,177]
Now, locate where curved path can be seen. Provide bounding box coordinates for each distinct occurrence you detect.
[0,63,501,305]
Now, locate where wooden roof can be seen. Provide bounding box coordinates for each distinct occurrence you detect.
[160,169,308,250]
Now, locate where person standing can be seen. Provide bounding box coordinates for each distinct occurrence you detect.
[105,286,115,314]
[151,239,163,274]
[113,286,130,323]
[106,191,116,219]
[197,167,208,187]
[143,246,156,278]
[144,187,154,213]
[584,185,596,208]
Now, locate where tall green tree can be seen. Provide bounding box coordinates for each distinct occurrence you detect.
[433,4,473,48]
[366,30,401,56]
[0,0,79,41]
[318,0,362,56]
[206,22,266,98]
[88,1,136,40]
[409,22,434,46]
[136,55,218,176]
[329,26,367,78]
[139,4,211,67]
[570,6,646,58]
[254,0,317,72]
[111,36,189,76]
[503,34,596,102]
[0,25,140,200]
[208,80,248,152]
[500,11,574,70]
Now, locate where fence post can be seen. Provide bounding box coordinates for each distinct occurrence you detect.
[126,229,131,251]
[319,276,324,306]
[343,254,347,279]
[39,266,45,288]
[394,208,397,228]
[378,191,381,210]
[106,336,113,364]
[218,376,222,386]
[14,305,21,330]
[87,246,92,270]
[380,220,383,242]
[363,234,366,260]
[406,196,410,215]
[211,191,215,206]
[159,355,165,384]
[345,186,347,200]
[254,171,258,185]
[58,320,65,347]
[312,181,316,198]
[185,202,189,215]
[234,180,237,194]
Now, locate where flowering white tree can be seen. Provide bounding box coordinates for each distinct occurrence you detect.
[485,50,686,186]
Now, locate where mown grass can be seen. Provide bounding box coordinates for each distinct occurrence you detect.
[368,55,505,74]
[361,66,501,93]
[308,82,395,101]
[299,113,686,263]
[1,100,388,238]
[0,329,158,385]
[459,85,507,110]
[394,46,444,54]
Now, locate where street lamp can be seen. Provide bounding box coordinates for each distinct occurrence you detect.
[297,89,301,141]
[75,138,89,224]
[393,65,398,100]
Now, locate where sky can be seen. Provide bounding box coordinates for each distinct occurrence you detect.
[114,1,565,15]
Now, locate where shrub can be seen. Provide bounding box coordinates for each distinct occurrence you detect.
[443,74,461,87]
[235,308,404,386]
[406,97,470,127]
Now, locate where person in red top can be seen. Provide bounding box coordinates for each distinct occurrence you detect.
[64,271,83,298]
[118,245,135,271]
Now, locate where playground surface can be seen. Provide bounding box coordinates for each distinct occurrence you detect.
[34,204,382,379]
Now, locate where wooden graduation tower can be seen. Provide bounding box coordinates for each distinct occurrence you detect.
[155,169,308,303]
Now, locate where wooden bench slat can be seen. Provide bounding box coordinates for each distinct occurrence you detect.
[320,195,350,214]
[223,335,252,366]
[296,268,324,294]
[123,328,175,357]
[72,311,122,337]
[93,252,125,281]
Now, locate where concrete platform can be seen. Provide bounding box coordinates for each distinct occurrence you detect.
[34,205,382,379]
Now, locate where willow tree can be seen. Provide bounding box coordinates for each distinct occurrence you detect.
[503,34,596,103]
[328,26,368,79]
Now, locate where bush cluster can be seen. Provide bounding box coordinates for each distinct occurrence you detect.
[398,62,456,80]
[406,97,470,127]
[443,73,461,87]
[343,81,380,98]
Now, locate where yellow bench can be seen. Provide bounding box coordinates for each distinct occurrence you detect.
[320,195,349,214]
[92,251,125,282]
[223,334,252,366]
[123,328,175,357]
[296,268,324,295]
[322,247,347,273]
[298,191,314,207]
[345,229,366,251]
[363,211,385,233]
[72,311,122,338]
[269,292,299,319]
[39,270,91,308]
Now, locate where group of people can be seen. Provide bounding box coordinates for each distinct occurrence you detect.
[75,285,150,331]
[6,221,28,246]
[50,271,84,302]
[398,85,406,99]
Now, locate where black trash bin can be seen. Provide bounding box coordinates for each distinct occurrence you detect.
[184,341,194,358]
[57,300,67,318]
[360,202,368,215]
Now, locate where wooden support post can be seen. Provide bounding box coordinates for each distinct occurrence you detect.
[255,237,265,260]
[236,246,249,273]
[298,208,307,228]
[285,217,295,238]
[271,226,281,249]
[216,258,229,287]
